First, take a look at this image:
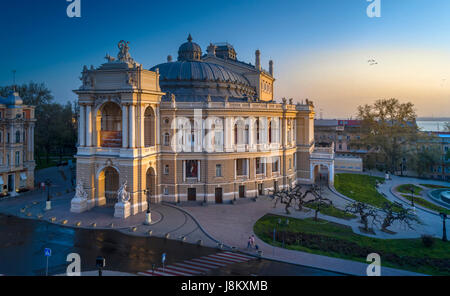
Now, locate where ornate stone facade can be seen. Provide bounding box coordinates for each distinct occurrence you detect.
[73,37,334,218]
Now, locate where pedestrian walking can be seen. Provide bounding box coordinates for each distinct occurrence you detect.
[247,236,252,249]
[250,235,255,248]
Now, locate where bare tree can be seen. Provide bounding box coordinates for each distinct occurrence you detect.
[304,185,333,221]
[381,202,421,232]
[345,201,380,232]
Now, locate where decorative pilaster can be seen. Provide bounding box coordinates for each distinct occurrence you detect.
[79,105,86,147]
[86,105,92,147]
[129,104,136,148]
[122,104,128,148]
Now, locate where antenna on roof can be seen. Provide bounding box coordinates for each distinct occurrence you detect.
[12,70,16,92]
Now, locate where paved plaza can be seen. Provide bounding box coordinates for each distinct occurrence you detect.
[1,166,448,276]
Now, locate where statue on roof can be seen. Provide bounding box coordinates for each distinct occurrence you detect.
[117,40,135,64]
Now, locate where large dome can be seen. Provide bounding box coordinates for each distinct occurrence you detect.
[151,60,256,102]
[152,61,250,86]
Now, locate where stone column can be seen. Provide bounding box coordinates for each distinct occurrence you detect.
[224,117,231,152]
[129,105,136,148]
[122,105,128,148]
[79,105,86,147]
[155,106,160,146]
[248,117,254,150]
[140,106,145,148]
[86,105,92,147]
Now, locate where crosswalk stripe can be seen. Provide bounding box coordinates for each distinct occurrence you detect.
[202,255,240,264]
[152,270,175,276]
[223,252,254,260]
[209,254,248,263]
[164,265,201,275]
[138,271,155,276]
[191,258,227,267]
[157,267,193,276]
[175,262,211,273]
[184,260,220,269]
[138,252,256,276]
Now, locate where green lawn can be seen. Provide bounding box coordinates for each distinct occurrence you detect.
[254,214,450,275]
[420,184,450,189]
[304,203,357,220]
[334,173,393,209]
[401,194,450,215]
[396,184,423,195]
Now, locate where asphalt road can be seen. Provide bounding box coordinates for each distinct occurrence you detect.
[0,214,342,276]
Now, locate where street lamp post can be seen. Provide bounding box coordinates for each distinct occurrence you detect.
[440,212,448,242]
[144,189,152,225]
[45,179,52,211]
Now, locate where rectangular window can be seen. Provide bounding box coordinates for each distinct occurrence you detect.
[272,157,280,173]
[164,133,170,146]
[236,159,248,176]
[216,164,222,177]
[186,160,198,178]
[256,158,265,174]
[164,165,169,175]
[15,151,20,166]
[163,187,169,195]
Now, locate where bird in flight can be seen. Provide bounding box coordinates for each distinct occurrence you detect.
[367,59,378,66]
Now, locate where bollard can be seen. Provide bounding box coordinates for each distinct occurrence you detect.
[197,240,203,246]
[45,201,51,211]
[145,212,152,225]
[165,233,170,239]
[148,230,153,236]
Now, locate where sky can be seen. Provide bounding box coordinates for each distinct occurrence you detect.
[0,0,449,118]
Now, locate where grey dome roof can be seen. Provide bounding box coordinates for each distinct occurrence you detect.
[151,60,251,86]
[178,34,202,61]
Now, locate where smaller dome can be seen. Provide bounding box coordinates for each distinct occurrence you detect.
[1,91,23,107]
[178,34,202,61]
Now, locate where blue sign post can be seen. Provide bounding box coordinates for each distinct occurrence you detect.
[162,253,166,272]
[44,248,51,276]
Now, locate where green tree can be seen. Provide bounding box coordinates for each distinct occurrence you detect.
[357,98,418,174]
[0,82,54,106]
[408,138,441,177]
[1,82,77,166]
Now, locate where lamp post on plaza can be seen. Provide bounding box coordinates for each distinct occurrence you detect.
[439,212,448,242]
[144,189,152,225]
[45,179,52,211]
[409,185,415,208]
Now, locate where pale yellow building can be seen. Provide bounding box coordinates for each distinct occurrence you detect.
[73,37,334,218]
[0,92,36,196]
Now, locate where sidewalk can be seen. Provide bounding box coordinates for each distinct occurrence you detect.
[180,196,425,276]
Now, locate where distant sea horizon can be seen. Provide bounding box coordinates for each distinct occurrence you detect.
[416,119,449,132]
[321,117,449,132]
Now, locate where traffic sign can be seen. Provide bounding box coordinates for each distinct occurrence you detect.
[44,248,52,257]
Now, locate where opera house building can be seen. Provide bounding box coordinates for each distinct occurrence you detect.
[73,35,334,218]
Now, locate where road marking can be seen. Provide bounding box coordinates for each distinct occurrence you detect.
[174,262,211,272]
[138,252,256,276]
[209,254,248,263]
[191,258,227,267]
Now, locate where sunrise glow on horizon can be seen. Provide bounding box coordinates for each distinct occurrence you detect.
[1,0,449,118]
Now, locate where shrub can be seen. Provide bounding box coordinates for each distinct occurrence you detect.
[421,235,434,248]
